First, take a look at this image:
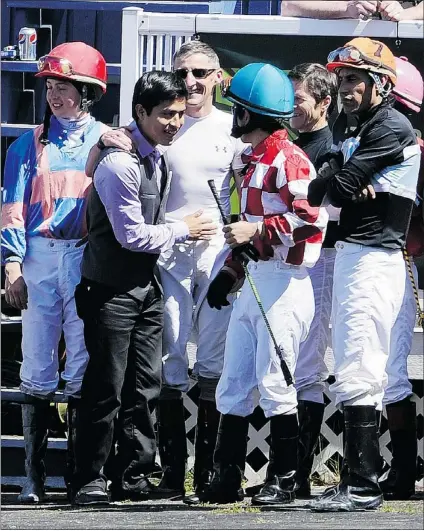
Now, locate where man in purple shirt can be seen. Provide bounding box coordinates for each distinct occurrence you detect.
[72,71,217,506]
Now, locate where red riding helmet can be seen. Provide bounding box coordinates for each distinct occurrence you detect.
[36,42,107,100]
[393,56,423,114]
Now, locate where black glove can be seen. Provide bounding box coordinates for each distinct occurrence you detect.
[207,271,236,310]
[232,243,260,263]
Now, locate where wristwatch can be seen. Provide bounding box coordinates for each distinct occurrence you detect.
[96,136,107,150]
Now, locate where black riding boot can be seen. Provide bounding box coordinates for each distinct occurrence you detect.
[380,399,417,500]
[156,397,187,497]
[184,399,221,505]
[65,396,79,502]
[295,401,325,498]
[193,414,249,504]
[310,406,383,512]
[252,413,298,506]
[18,398,50,503]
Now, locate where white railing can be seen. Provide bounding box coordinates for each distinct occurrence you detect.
[119,9,423,125]
[120,9,194,124]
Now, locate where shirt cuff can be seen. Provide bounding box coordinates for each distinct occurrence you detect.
[173,221,190,242]
[4,256,23,264]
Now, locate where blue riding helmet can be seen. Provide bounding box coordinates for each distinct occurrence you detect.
[225,63,294,119]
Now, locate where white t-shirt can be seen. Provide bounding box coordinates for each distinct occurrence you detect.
[163,107,246,223]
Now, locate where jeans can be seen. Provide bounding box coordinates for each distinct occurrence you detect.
[74,278,163,493]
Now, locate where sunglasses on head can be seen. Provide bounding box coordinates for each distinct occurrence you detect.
[175,68,216,80]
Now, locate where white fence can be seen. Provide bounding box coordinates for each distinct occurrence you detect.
[183,378,424,487]
[119,10,423,125]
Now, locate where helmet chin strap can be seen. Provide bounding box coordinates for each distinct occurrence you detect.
[231,105,256,138]
[369,72,393,99]
[80,84,90,112]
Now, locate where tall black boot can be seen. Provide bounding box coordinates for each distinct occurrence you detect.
[18,398,51,503]
[295,401,325,498]
[380,399,417,500]
[310,406,383,512]
[252,413,298,506]
[194,414,249,504]
[184,399,221,505]
[65,397,79,502]
[156,397,187,497]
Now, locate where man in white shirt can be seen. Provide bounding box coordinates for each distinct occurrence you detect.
[157,41,246,502]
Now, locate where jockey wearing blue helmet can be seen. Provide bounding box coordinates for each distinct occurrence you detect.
[226,63,295,117]
[202,63,327,507]
[224,63,294,139]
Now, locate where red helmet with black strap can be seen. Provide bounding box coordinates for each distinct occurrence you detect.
[36,42,107,101]
[36,42,107,145]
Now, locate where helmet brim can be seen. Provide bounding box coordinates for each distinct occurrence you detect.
[35,71,107,93]
[393,90,422,113]
[327,61,397,86]
[226,94,294,119]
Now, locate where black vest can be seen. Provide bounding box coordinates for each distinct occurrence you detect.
[81,147,170,293]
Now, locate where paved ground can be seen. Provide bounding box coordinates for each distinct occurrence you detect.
[2,490,423,530]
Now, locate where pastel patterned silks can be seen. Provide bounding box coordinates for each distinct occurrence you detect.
[1,116,107,264]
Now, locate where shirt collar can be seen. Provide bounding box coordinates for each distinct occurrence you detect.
[241,129,289,164]
[127,120,158,159]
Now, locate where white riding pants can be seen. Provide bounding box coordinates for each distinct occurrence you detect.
[20,237,87,398]
[329,241,407,408]
[216,260,314,418]
[159,234,233,392]
[295,248,335,403]
[383,261,417,405]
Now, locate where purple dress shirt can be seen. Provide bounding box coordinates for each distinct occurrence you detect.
[94,121,189,254]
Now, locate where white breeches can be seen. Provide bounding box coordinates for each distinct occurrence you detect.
[216,260,314,418]
[383,262,417,405]
[20,237,87,398]
[159,235,233,393]
[295,248,335,403]
[329,241,407,409]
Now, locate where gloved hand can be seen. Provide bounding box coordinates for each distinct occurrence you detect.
[232,243,260,263]
[207,270,236,310]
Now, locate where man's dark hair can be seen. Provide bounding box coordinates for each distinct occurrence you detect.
[288,63,338,116]
[132,70,188,120]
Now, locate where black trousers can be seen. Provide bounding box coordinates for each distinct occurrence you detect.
[74,278,163,493]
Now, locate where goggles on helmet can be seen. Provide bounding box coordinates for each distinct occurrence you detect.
[38,56,74,76]
[328,46,384,70]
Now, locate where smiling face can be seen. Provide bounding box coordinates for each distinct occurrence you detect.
[173,52,222,114]
[337,67,381,115]
[290,80,329,133]
[136,98,186,146]
[45,78,85,119]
